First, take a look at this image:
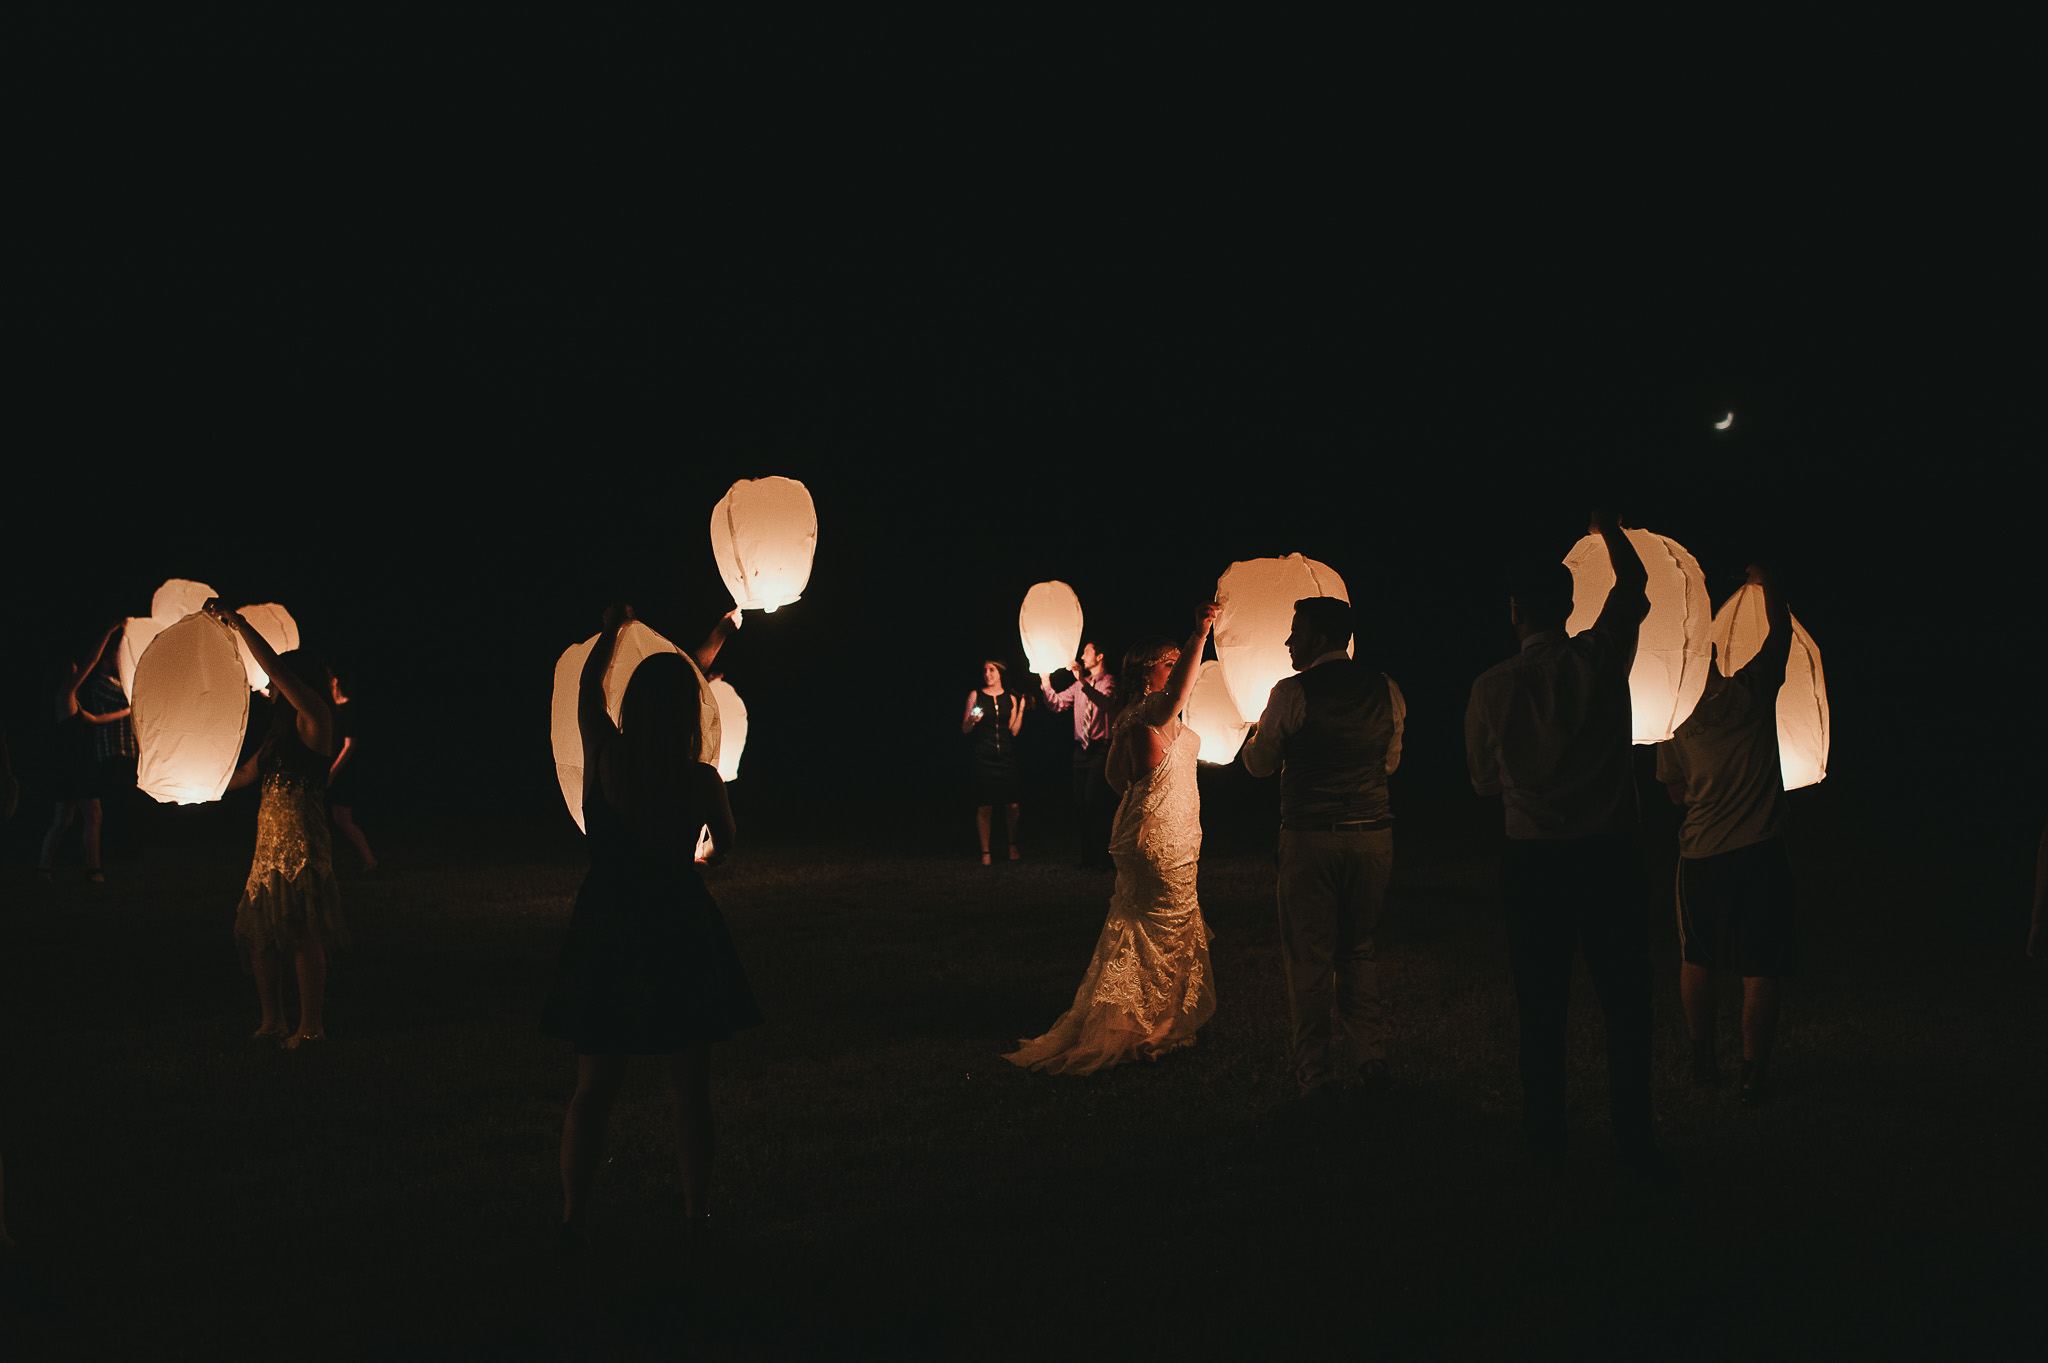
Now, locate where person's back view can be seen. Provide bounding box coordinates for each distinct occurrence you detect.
[1465,508,1669,1180]
[1657,564,1796,1106]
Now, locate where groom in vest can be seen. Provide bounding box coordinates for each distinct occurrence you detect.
[1240,596,1407,1100]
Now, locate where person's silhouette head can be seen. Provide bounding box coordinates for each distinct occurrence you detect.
[1506,562,1574,639]
[1286,597,1353,672]
[619,652,706,764]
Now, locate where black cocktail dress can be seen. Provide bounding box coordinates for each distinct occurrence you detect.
[542,766,762,1054]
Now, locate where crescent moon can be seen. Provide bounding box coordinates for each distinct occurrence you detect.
[1713,412,1734,430]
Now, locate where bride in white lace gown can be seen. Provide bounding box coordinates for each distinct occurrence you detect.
[1005,605,1220,1075]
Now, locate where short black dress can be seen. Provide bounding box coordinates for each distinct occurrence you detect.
[542,765,763,1054]
[969,690,1020,806]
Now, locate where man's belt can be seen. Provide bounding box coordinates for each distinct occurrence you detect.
[1281,817,1393,833]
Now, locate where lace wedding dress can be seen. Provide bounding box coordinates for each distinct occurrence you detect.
[1005,697,1214,1074]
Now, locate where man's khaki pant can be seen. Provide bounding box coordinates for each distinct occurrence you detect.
[1277,827,1394,1093]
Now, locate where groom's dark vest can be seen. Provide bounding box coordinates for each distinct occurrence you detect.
[1280,659,1397,825]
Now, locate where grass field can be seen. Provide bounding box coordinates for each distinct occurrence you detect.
[2,777,2042,1359]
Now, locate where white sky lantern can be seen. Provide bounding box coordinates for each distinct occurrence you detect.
[1187,660,1248,765]
[711,476,817,613]
[1563,528,1712,744]
[1018,581,1085,677]
[152,578,217,624]
[117,617,162,700]
[1709,583,1831,790]
[1214,554,1351,726]
[708,678,749,782]
[232,604,301,692]
[119,579,221,699]
[132,613,249,804]
[550,622,723,834]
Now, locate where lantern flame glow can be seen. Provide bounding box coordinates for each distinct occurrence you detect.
[711,477,818,613]
[1214,554,1351,726]
[131,612,250,804]
[708,678,748,783]
[1563,528,1713,744]
[550,622,724,833]
[1708,583,1830,790]
[120,579,221,699]
[232,604,301,692]
[1018,581,1085,678]
[1187,660,1248,765]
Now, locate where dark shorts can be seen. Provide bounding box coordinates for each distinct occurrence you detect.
[1676,837,1797,977]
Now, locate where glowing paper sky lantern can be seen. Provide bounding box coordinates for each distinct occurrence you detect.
[152,578,216,624]
[1708,583,1830,790]
[1214,554,1350,726]
[119,578,221,698]
[117,618,161,700]
[1187,660,1248,765]
[711,476,817,613]
[1563,528,1712,744]
[132,612,249,804]
[1018,581,1085,677]
[708,678,749,782]
[232,604,301,692]
[550,622,724,833]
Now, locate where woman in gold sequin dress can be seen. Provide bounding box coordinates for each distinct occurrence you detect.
[1005,604,1220,1075]
[208,603,343,1050]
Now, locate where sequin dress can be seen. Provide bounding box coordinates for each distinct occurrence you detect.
[1005,696,1215,1074]
[234,724,346,959]
[542,763,763,1054]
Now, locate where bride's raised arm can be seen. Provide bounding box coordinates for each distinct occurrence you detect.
[1162,604,1219,723]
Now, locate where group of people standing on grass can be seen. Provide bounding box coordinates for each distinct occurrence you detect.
[997,509,1805,1183]
[31,606,379,1052]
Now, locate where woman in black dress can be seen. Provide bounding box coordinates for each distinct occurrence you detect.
[962,659,1026,864]
[544,604,760,1248]
[36,621,128,883]
[325,668,377,872]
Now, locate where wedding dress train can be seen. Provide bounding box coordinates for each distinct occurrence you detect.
[1005,705,1214,1074]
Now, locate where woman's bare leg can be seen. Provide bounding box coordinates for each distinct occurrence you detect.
[37,801,76,873]
[976,806,993,863]
[293,934,328,1038]
[669,1046,714,1221]
[1005,802,1021,858]
[250,946,288,1036]
[332,805,377,871]
[561,1055,629,1230]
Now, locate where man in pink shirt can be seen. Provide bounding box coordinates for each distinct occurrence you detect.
[1040,642,1116,869]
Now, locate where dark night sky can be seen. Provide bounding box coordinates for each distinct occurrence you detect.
[11,9,2041,832]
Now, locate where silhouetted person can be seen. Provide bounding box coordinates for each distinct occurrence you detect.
[209,603,342,1049]
[1006,606,1220,1074]
[83,646,138,860]
[1240,596,1407,1101]
[1039,642,1117,869]
[963,660,1025,864]
[1656,564,1796,1105]
[1465,508,1668,1180]
[326,670,377,872]
[543,604,758,1252]
[37,621,126,883]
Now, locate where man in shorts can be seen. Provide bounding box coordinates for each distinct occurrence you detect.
[1656,563,1796,1106]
